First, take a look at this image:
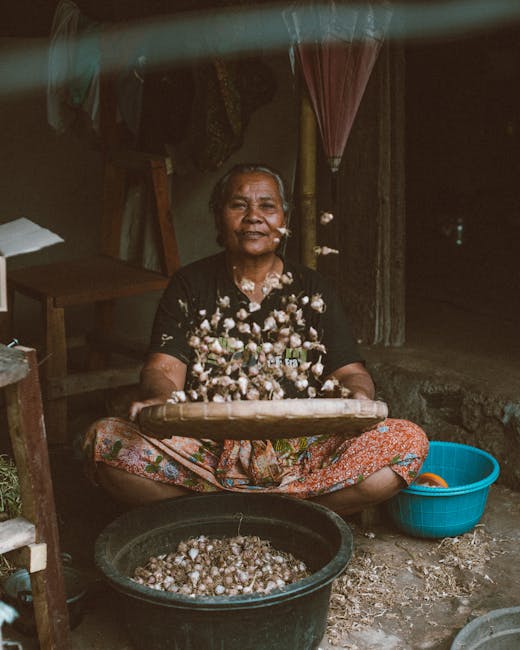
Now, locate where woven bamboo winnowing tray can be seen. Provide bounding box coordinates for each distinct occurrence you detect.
[139,398,388,440]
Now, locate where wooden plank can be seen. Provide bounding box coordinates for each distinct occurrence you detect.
[0,344,28,388]
[0,518,35,554]
[4,347,71,649]
[7,542,47,573]
[8,256,169,306]
[47,364,141,399]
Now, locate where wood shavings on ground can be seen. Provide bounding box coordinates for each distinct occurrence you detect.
[326,524,504,645]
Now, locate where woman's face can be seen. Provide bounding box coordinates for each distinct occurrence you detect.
[219,172,286,259]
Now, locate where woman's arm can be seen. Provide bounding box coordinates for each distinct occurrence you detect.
[129,352,188,421]
[329,362,375,400]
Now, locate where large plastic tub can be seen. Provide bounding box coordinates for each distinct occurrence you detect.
[95,493,353,650]
[387,441,500,538]
[451,606,520,649]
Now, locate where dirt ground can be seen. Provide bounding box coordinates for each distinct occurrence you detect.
[2,430,519,650]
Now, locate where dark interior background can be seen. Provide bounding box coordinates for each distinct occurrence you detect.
[3,3,520,355]
[405,24,520,346]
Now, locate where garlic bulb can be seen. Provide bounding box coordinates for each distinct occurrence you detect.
[239,278,255,293]
[223,318,235,331]
[314,246,339,256]
[320,211,334,224]
[311,361,324,378]
[310,294,325,312]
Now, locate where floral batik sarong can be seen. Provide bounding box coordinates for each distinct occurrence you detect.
[82,417,428,498]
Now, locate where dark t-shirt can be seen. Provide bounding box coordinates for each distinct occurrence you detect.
[148,252,362,396]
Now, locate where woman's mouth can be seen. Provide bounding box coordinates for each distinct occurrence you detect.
[239,231,266,240]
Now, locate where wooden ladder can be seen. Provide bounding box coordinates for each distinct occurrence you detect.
[0,345,70,648]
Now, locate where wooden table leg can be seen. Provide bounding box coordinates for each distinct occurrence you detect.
[5,347,71,649]
[44,298,68,444]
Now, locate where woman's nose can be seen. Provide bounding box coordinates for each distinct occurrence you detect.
[244,205,262,222]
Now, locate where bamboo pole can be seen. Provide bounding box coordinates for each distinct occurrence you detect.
[299,91,317,269]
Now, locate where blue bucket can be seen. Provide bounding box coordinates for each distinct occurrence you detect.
[387,441,500,538]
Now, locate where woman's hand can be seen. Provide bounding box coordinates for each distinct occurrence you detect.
[129,397,167,422]
[129,352,188,422]
[329,362,376,401]
[350,389,372,401]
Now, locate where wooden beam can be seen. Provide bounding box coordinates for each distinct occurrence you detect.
[0,518,35,554]
[150,158,181,277]
[43,298,68,444]
[7,542,47,573]
[4,347,71,649]
[47,364,141,399]
[299,90,318,269]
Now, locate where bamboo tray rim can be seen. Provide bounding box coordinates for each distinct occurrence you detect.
[139,398,388,440]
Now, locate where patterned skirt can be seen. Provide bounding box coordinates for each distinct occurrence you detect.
[82,417,429,498]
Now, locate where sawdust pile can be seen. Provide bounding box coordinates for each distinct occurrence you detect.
[326,525,502,644]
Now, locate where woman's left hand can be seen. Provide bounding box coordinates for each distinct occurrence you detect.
[329,362,376,401]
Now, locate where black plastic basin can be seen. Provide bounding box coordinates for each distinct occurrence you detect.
[95,493,353,650]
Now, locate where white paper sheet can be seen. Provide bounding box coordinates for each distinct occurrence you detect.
[0,217,64,257]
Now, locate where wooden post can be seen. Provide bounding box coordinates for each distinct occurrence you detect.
[150,158,181,277]
[4,347,71,649]
[44,298,68,444]
[299,90,317,269]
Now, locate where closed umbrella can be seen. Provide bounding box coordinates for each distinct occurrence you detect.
[284,1,392,173]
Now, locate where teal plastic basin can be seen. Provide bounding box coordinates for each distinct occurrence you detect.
[387,441,500,538]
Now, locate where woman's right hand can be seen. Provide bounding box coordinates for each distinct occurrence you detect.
[129,397,167,422]
[130,353,188,422]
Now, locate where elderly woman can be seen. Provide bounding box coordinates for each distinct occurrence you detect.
[83,163,428,515]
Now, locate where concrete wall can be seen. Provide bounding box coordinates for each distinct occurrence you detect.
[364,346,520,490]
[0,37,298,350]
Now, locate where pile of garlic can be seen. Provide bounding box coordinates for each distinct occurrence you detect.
[131,534,310,597]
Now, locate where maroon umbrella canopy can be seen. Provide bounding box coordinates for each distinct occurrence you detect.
[284,1,392,172]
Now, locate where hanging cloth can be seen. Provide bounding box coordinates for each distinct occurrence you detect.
[47,0,102,134]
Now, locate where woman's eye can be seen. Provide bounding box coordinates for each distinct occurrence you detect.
[230,202,246,210]
[261,203,276,210]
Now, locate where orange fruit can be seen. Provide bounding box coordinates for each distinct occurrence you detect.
[415,472,449,488]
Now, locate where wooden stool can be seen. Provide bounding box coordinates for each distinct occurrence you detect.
[2,154,180,444]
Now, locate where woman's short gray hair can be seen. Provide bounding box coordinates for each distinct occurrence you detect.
[209,163,291,246]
